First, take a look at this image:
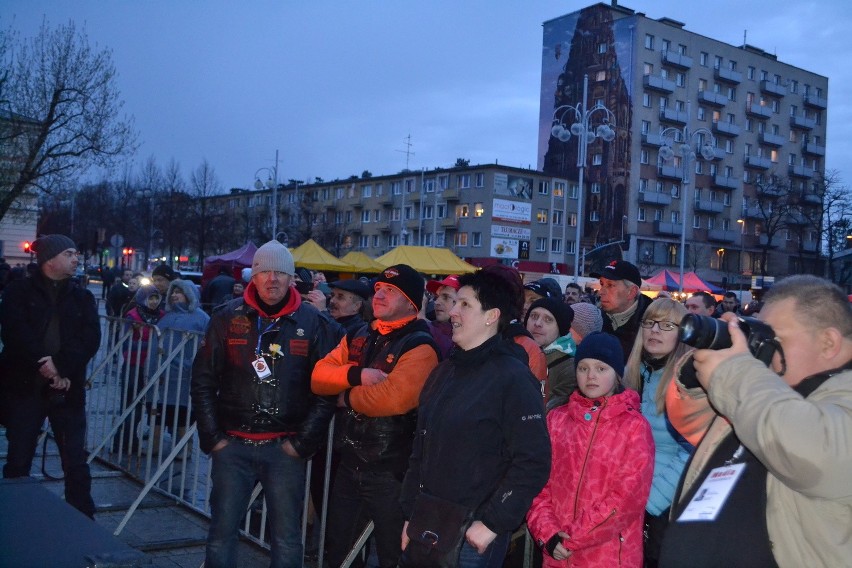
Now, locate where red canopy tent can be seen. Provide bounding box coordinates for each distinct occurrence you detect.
[645,269,724,293]
[202,242,257,287]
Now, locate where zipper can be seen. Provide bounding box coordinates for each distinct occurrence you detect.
[573,397,608,515]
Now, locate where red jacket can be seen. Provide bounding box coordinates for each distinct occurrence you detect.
[527,389,654,567]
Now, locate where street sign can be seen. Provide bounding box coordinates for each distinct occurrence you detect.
[109,234,124,248]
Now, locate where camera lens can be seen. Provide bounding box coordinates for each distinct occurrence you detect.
[678,314,731,350]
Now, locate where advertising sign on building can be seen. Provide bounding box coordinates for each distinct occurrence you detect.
[492,199,531,225]
[491,238,519,259]
[494,174,534,200]
[491,224,532,240]
[518,240,530,260]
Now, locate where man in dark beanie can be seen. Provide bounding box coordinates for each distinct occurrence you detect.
[312,264,441,568]
[0,234,101,518]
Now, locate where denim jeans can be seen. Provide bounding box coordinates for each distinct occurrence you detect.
[2,391,95,518]
[326,464,406,568]
[457,531,510,568]
[206,438,306,568]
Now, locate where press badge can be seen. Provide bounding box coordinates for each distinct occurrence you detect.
[677,463,746,522]
[252,356,272,379]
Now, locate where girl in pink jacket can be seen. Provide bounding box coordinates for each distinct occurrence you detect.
[527,332,654,567]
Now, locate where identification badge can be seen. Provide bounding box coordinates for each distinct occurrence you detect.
[677,463,746,522]
[252,356,272,379]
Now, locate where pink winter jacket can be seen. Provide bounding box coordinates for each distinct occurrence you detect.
[527,389,654,568]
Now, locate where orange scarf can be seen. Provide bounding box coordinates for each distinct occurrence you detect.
[372,315,417,336]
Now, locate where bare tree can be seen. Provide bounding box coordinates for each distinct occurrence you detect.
[749,174,795,276]
[188,159,223,265]
[0,19,137,222]
[803,170,852,283]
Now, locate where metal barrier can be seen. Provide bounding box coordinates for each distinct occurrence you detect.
[81,315,535,567]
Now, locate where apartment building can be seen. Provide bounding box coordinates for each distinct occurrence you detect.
[538,2,828,285]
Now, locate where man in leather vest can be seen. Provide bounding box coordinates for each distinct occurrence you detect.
[312,264,440,568]
[191,240,343,568]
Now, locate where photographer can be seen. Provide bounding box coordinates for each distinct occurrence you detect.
[0,235,101,518]
[660,275,852,568]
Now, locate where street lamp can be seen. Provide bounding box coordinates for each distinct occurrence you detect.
[254,149,280,239]
[549,74,617,283]
[737,218,746,291]
[658,109,716,293]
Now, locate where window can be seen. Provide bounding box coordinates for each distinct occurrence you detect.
[438,175,448,190]
[676,73,686,87]
[643,93,652,108]
[423,179,435,193]
[678,44,687,55]
[437,204,446,218]
[567,241,576,254]
[700,52,708,66]
[643,62,654,76]
[389,235,400,247]
[568,213,577,227]
[459,204,470,218]
[589,211,600,222]
[392,181,402,195]
[671,211,680,224]
[537,208,549,223]
[475,173,484,187]
[422,205,433,219]
[362,210,370,223]
[760,70,768,81]
[697,106,706,121]
[591,183,601,194]
[538,181,550,195]
[536,237,547,252]
[727,112,736,124]
[592,154,603,166]
[639,178,648,193]
[645,34,655,50]
[474,202,484,217]
[346,211,353,223]
[641,120,650,134]
[374,209,382,222]
[436,233,445,247]
[551,239,563,253]
[372,235,380,248]
[569,184,579,199]
[714,55,722,70]
[725,139,734,154]
[362,185,372,198]
[662,39,671,52]
[359,235,369,248]
[595,70,606,81]
[727,87,736,101]
[454,233,468,247]
[554,181,565,197]
[654,210,663,221]
[638,208,646,221]
[671,185,680,198]
[552,210,563,226]
[472,232,482,247]
[457,174,471,188]
[375,183,383,196]
[598,42,607,54]
[404,206,413,220]
[391,208,401,221]
[693,215,701,229]
[404,179,414,193]
[747,66,755,80]
[789,79,798,93]
[707,218,715,230]
[640,150,650,164]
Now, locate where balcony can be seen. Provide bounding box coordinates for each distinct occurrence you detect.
[658,165,685,180]
[803,93,828,110]
[709,147,726,161]
[660,107,688,124]
[789,164,815,179]
[351,201,363,209]
[714,67,743,84]
[800,240,818,252]
[744,155,772,170]
[643,74,676,93]
[697,91,728,107]
[757,184,785,198]
[405,192,422,203]
[441,188,460,201]
[712,121,741,137]
[712,175,739,190]
[759,80,786,97]
[441,217,458,228]
[790,115,817,130]
[800,192,823,206]
[760,132,786,147]
[708,229,738,243]
[802,141,826,156]
[377,222,392,232]
[759,234,778,247]
[786,212,808,226]
[694,199,724,213]
[642,133,665,147]
[662,50,693,69]
[654,221,682,236]
[744,206,768,220]
[746,103,772,119]
[639,191,672,207]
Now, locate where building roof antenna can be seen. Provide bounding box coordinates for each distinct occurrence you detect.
[396,134,415,171]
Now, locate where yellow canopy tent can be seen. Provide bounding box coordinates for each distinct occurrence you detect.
[338,251,386,274]
[290,239,354,272]
[375,246,477,275]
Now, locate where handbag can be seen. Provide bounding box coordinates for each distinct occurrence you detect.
[398,492,473,568]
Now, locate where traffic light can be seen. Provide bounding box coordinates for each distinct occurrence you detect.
[23,241,30,253]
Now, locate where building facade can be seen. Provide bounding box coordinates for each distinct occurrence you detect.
[538,2,828,286]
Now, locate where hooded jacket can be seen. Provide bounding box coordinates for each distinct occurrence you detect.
[527,389,654,568]
[124,285,165,367]
[191,282,344,457]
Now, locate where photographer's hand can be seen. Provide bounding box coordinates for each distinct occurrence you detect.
[693,317,750,389]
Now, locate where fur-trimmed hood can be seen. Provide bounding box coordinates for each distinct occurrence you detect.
[165,278,201,313]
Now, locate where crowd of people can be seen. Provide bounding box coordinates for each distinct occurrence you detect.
[2,236,851,568]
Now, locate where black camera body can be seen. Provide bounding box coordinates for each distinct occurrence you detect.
[679,314,778,367]
[295,280,314,295]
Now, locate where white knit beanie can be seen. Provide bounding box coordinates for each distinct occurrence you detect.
[252,240,295,275]
[570,302,603,339]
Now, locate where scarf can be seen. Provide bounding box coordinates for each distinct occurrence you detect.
[608,299,639,330]
[372,315,417,336]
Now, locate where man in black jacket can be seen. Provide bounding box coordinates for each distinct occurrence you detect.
[594,260,653,361]
[191,240,343,568]
[0,235,101,518]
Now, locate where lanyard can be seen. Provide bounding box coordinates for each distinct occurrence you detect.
[256,317,280,356]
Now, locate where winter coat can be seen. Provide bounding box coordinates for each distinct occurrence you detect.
[665,354,852,568]
[527,389,654,567]
[399,334,551,535]
[543,335,577,411]
[155,279,210,408]
[602,293,653,361]
[124,286,164,368]
[191,282,344,456]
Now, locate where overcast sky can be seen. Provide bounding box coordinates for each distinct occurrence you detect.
[4,1,851,191]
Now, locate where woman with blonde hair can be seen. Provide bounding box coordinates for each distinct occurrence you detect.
[623,297,693,568]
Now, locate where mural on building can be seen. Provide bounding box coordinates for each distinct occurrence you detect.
[538,5,634,249]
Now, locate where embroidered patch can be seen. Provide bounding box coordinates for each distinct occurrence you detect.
[290,339,309,357]
[229,315,251,335]
[386,353,395,364]
[228,338,248,346]
[296,328,305,337]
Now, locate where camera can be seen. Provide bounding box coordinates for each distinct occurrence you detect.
[679,314,779,367]
[295,280,314,295]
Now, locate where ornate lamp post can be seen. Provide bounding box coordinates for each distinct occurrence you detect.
[254,149,280,239]
[658,111,716,293]
[549,74,617,283]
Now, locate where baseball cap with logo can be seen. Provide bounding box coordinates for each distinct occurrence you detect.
[426,274,461,295]
[591,260,642,287]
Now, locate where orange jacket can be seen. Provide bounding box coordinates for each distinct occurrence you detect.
[514,334,548,382]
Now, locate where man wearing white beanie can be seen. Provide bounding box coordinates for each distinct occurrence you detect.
[192,239,344,568]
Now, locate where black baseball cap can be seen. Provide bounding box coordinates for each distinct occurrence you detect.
[329,278,372,300]
[523,277,562,299]
[591,260,642,287]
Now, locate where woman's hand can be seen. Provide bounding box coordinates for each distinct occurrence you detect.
[465,520,496,554]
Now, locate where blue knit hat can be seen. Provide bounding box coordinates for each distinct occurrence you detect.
[575,332,624,377]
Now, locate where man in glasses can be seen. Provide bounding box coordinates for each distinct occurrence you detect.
[593,260,653,361]
[0,235,100,518]
[191,239,344,568]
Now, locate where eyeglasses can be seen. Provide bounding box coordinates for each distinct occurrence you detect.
[640,319,679,332]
